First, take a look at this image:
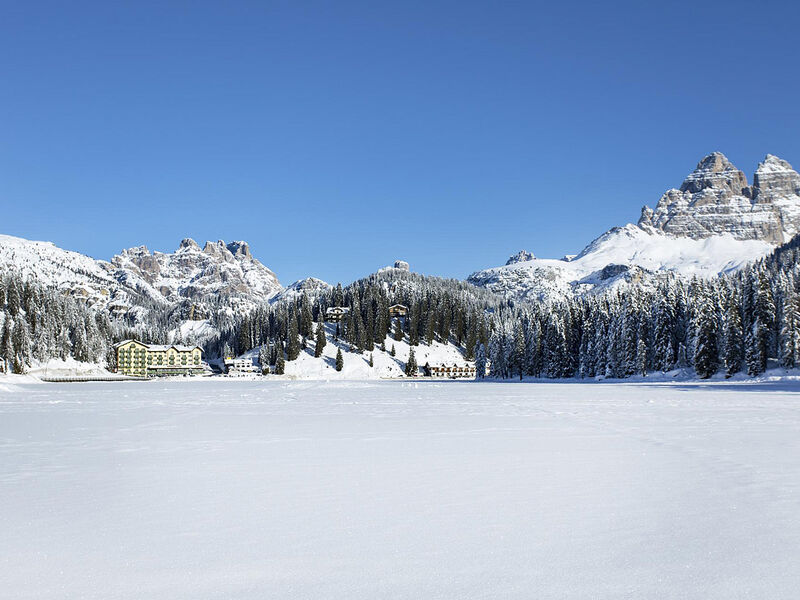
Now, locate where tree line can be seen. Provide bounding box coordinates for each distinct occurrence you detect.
[4,235,800,381]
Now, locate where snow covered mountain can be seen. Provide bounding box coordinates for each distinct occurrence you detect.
[110,238,282,310]
[468,153,800,302]
[0,234,283,315]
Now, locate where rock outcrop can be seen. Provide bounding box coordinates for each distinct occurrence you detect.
[506,250,535,265]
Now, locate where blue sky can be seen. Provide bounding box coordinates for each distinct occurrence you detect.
[2,1,799,285]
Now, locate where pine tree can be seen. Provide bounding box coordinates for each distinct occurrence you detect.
[368,353,374,367]
[6,281,20,316]
[314,319,327,358]
[693,287,719,379]
[333,283,344,307]
[393,318,403,342]
[390,344,396,357]
[724,302,743,377]
[258,345,270,374]
[779,283,798,368]
[300,294,313,338]
[636,338,647,378]
[425,311,435,345]
[513,322,526,380]
[405,347,418,376]
[335,348,344,372]
[286,307,300,361]
[475,343,487,379]
[465,314,478,361]
[0,318,12,373]
[275,343,286,375]
[408,304,420,346]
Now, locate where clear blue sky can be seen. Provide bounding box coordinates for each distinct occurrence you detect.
[2,1,799,285]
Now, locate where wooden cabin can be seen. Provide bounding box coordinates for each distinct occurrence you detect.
[325,306,350,323]
[389,303,409,317]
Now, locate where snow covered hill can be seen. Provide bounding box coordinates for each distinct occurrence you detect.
[469,153,800,302]
[0,233,156,309]
[238,323,471,380]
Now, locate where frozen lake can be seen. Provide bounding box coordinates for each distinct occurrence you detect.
[2,379,800,599]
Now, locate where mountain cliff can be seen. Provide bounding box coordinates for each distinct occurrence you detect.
[638,153,800,243]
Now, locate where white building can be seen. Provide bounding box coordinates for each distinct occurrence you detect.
[225,356,259,375]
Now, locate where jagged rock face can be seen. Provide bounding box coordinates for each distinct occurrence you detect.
[506,250,535,265]
[639,152,800,244]
[111,239,281,306]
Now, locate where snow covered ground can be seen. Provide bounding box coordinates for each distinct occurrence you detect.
[2,380,800,599]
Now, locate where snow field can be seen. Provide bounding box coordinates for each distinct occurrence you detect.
[1,380,800,599]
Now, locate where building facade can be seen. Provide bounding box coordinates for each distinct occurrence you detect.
[114,340,204,377]
[224,356,259,374]
[424,363,477,378]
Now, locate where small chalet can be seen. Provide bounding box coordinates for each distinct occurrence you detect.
[325,306,350,322]
[388,303,409,318]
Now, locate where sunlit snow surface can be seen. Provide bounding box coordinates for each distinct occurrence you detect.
[2,380,800,599]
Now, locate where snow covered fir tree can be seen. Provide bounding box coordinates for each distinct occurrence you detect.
[3,152,800,382]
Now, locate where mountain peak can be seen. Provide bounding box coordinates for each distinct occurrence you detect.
[226,241,251,259]
[753,154,800,202]
[178,238,200,252]
[756,154,795,174]
[679,152,748,195]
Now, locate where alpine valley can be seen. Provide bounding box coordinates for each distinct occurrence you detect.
[2,151,800,381]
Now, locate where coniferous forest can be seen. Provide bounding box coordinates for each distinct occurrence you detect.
[3,235,800,380]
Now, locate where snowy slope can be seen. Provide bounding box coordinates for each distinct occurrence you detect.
[270,277,332,303]
[239,322,471,379]
[468,225,773,302]
[0,233,156,308]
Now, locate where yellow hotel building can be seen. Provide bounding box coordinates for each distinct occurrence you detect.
[114,340,204,377]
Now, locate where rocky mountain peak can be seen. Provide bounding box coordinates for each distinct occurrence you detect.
[226,241,252,259]
[202,240,234,262]
[178,238,200,252]
[753,154,800,197]
[637,152,800,244]
[678,151,750,196]
[506,250,535,265]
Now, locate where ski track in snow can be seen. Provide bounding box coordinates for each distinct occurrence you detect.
[2,380,800,599]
